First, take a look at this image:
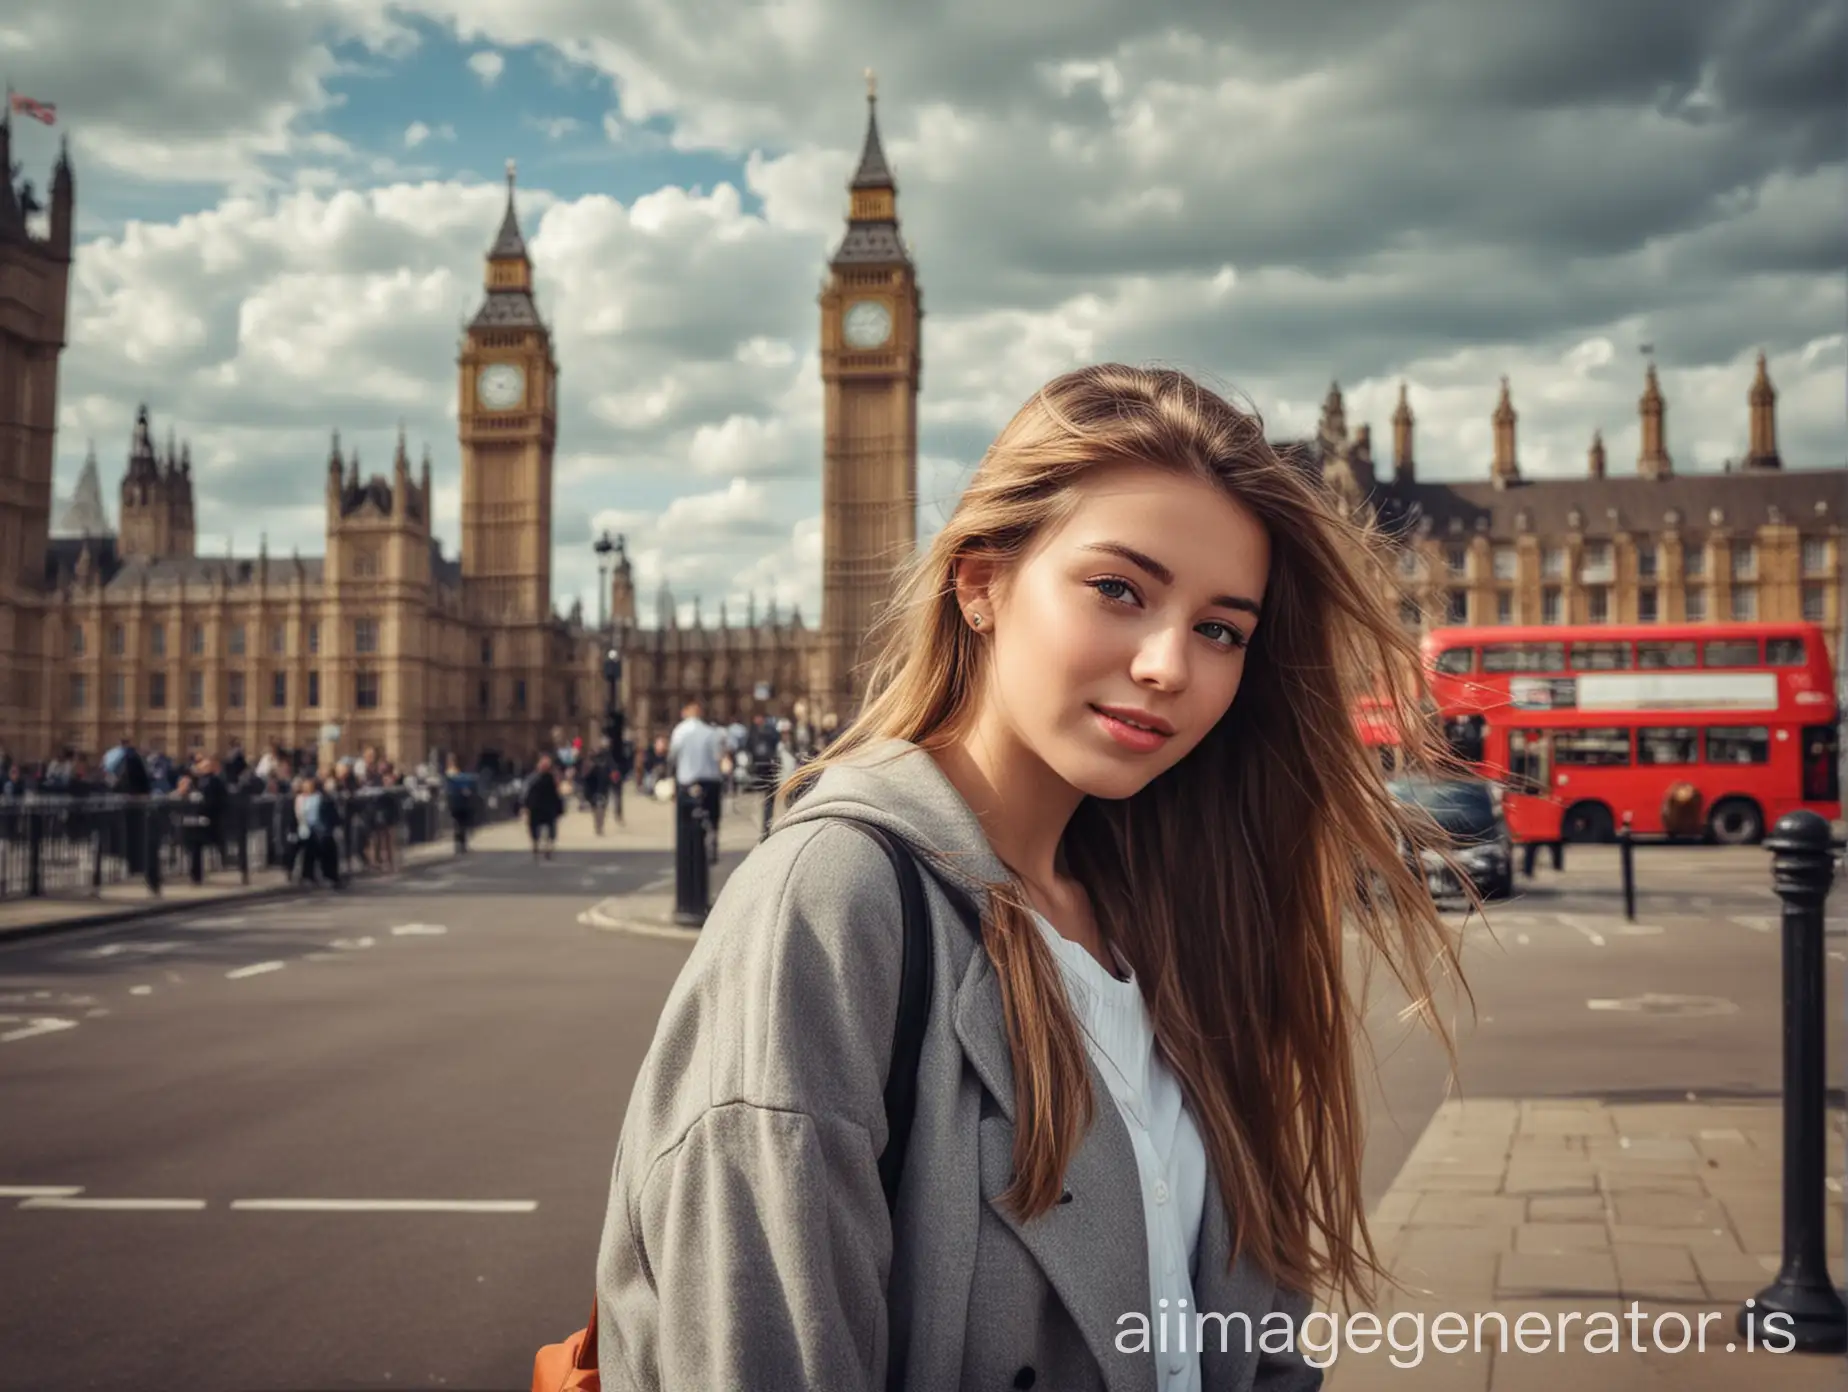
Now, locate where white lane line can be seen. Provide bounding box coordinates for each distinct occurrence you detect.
[129,986,153,996]
[329,936,376,950]
[85,942,184,958]
[0,1185,84,1197]
[18,1197,207,1210]
[225,961,286,980]
[0,1017,79,1043]
[640,875,673,893]
[390,924,447,936]
[229,1199,536,1213]
[1731,915,1776,934]
[1559,916,1607,948]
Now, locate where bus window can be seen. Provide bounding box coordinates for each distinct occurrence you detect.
[1638,727,1699,764]
[1444,714,1485,763]
[1767,637,1807,666]
[1703,639,1759,668]
[1801,725,1840,801]
[1508,729,1550,796]
[1637,641,1697,669]
[1553,728,1632,766]
[1705,727,1770,764]
[1571,641,1630,671]
[1482,642,1566,673]
[1433,647,1474,675]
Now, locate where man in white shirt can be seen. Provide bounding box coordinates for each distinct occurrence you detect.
[667,698,728,861]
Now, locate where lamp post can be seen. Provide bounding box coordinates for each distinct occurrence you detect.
[593,531,626,764]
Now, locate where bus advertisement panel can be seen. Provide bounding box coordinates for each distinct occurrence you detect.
[1418,621,1840,844]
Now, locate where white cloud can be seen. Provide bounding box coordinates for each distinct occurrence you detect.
[467,49,505,86]
[26,0,1848,636]
[404,120,456,148]
[530,116,583,141]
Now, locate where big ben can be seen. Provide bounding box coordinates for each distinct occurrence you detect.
[459,160,557,626]
[458,160,558,750]
[817,73,922,716]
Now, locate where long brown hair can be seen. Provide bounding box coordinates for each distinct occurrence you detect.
[782,363,1472,1311]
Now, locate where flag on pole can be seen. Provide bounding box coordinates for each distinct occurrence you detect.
[8,94,56,126]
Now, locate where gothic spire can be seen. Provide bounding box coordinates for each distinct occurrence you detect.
[489,157,528,260]
[851,70,895,190]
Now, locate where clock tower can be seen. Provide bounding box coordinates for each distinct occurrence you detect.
[817,72,921,716]
[459,160,557,627]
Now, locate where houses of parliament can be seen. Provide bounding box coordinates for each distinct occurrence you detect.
[0,89,1840,767]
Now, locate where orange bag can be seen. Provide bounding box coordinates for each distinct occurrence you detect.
[531,816,939,1392]
[532,1298,599,1392]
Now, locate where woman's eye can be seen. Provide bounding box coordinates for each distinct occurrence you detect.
[1093,578,1134,602]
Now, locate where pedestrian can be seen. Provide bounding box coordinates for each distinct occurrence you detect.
[523,754,563,861]
[590,364,1468,1390]
[583,747,611,835]
[444,757,477,853]
[744,712,781,839]
[667,698,726,862]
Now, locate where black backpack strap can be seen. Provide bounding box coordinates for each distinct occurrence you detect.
[826,817,934,1215]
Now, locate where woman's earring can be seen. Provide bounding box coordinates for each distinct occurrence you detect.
[970,612,983,628]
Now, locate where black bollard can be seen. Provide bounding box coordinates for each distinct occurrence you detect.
[1737,809,1846,1353]
[1618,813,1636,922]
[673,783,709,926]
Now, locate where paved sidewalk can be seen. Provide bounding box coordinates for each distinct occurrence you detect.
[1326,1097,1847,1389]
[0,839,455,942]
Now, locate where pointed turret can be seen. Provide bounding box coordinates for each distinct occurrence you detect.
[47,130,72,258]
[1490,377,1520,488]
[1391,382,1415,483]
[0,101,23,242]
[327,430,343,479]
[472,158,541,328]
[851,70,894,191]
[1318,381,1348,451]
[1588,429,1606,480]
[1745,351,1781,470]
[831,71,909,268]
[55,442,111,537]
[1637,361,1672,480]
[127,405,158,481]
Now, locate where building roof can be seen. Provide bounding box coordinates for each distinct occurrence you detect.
[53,449,111,537]
[850,91,894,190]
[468,290,543,329]
[1366,464,1843,543]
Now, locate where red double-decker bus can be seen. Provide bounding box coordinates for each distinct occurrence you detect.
[1416,621,1841,844]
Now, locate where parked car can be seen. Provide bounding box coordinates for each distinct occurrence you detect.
[1388,776,1515,901]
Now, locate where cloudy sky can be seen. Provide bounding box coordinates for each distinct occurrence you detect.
[14,0,1845,626]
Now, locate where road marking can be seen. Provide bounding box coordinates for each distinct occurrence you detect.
[18,1197,207,1210]
[1559,916,1607,948]
[329,937,376,950]
[0,1185,84,1197]
[1731,915,1776,934]
[641,875,673,894]
[129,985,153,995]
[390,924,447,936]
[229,1199,536,1213]
[0,1017,79,1043]
[225,961,286,980]
[85,941,184,958]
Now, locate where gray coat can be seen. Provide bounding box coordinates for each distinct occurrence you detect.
[594,737,1324,1391]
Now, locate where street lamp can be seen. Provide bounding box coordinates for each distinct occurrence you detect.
[593,531,625,759]
[594,530,614,632]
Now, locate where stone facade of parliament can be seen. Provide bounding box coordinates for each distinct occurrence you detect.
[0,89,920,764]
[0,90,1840,767]
[1305,367,1843,670]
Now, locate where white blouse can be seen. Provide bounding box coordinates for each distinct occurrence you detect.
[1031,910,1208,1392]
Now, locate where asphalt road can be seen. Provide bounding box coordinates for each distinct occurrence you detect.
[1,812,1843,1391]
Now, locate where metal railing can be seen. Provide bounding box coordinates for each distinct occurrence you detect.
[0,781,525,903]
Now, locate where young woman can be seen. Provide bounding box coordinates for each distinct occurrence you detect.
[593,364,1464,1390]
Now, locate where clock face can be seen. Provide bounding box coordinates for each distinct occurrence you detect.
[842,299,893,349]
[477,362,525,411]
